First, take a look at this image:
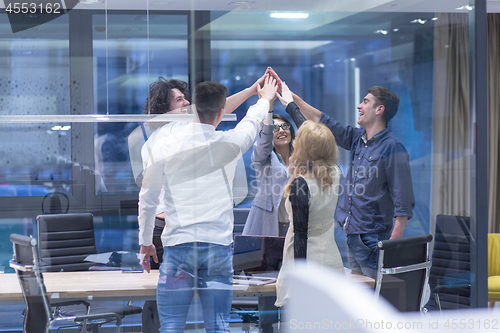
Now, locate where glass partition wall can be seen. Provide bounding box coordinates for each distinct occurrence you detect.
[0,0,489,330]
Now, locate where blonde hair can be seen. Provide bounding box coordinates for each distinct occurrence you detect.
[284,121,339,197]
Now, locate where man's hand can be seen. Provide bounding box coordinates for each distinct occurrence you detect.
[249,72,268,95]
[390,216,408,239]
[257,75,278,102]
[140,244,158,273]
[276,81,294,106]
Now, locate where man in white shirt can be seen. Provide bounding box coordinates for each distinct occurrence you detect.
[138,76,278,332]
[133,74,272,332]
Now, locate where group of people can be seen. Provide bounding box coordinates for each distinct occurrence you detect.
[136,67,415,332]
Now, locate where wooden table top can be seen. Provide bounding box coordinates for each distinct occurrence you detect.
[0,268,373,302]
[0,270,277,302]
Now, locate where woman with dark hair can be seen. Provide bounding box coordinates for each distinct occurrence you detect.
[242,96,296,237]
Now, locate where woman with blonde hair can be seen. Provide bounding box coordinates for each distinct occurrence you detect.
[275,120,344,307]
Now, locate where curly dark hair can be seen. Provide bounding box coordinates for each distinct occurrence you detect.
[143,78,189,130]
[143,78,189,115]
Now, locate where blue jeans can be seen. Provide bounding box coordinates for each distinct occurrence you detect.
[156,242,233,333]
[346,232,391,279]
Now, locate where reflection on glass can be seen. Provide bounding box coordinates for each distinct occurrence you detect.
[92,13,188,195]
[0,14,71,197]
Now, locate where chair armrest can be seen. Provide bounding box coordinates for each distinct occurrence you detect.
[52,300,91,316]
[73,312,122,327]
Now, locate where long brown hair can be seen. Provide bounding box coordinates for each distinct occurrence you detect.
[284,121,339,197]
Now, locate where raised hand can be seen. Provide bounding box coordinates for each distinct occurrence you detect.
[250,72,268,95]
[266,67,283,92]
[257,74,278,102]
[276,81,294,106]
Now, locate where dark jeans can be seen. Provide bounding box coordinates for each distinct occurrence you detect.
[346,231,391,279]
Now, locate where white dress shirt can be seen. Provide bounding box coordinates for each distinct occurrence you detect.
[138,99,269,247]
[141,121,189,215]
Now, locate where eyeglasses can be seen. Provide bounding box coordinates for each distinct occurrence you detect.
[273,123,291,132]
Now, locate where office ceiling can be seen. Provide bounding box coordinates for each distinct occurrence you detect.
[71,0,500,12]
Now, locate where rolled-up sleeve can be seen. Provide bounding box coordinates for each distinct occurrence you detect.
[385,143,415,220]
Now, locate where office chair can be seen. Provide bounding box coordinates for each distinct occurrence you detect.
[374,234,433,312]
[35,213,142,329]
[37,213,98,272]
[488,233,500,307]
[9,233,124,333]
[426,215,471,311]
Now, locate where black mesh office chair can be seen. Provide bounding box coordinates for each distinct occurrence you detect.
[35,213,142,330]
[9,233,125,333]
[425,215,471,311]
[37,213,98,272]
[374,234,433,312]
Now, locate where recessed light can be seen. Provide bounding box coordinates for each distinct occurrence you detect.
[375,29,388,35]
[270,12,309,19]
[393,28,399,32]
[431,17,438,21]
[410,19,427,24]
[455,5,474,10]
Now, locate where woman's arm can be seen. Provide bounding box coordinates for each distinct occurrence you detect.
[289,177,310,259]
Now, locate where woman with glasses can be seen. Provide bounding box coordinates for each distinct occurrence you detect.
[242,93,296,238]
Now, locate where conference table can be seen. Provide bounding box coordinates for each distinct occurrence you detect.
[0,268,375,304]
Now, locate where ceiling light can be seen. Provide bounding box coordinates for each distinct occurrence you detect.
[431,17,438,21]
[270,12,309,19]
[410,19,427,24]
[456,5,473,10]
[393,28,399,32]
[375,29,388,35]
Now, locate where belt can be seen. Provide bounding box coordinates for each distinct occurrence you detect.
[155,216,166,228]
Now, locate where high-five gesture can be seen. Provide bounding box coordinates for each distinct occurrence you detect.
[276,81,294,106]
[257,75,278,102]
[265,67,283,92]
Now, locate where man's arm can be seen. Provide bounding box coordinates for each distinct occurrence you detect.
[291,92,322,123]
[227,76,277,154]
[137,149,164,273]
[225,73,267,114]
[386,143,415,238]
[390,216,407,239]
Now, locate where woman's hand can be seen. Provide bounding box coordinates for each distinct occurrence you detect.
[276,81,294,106]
